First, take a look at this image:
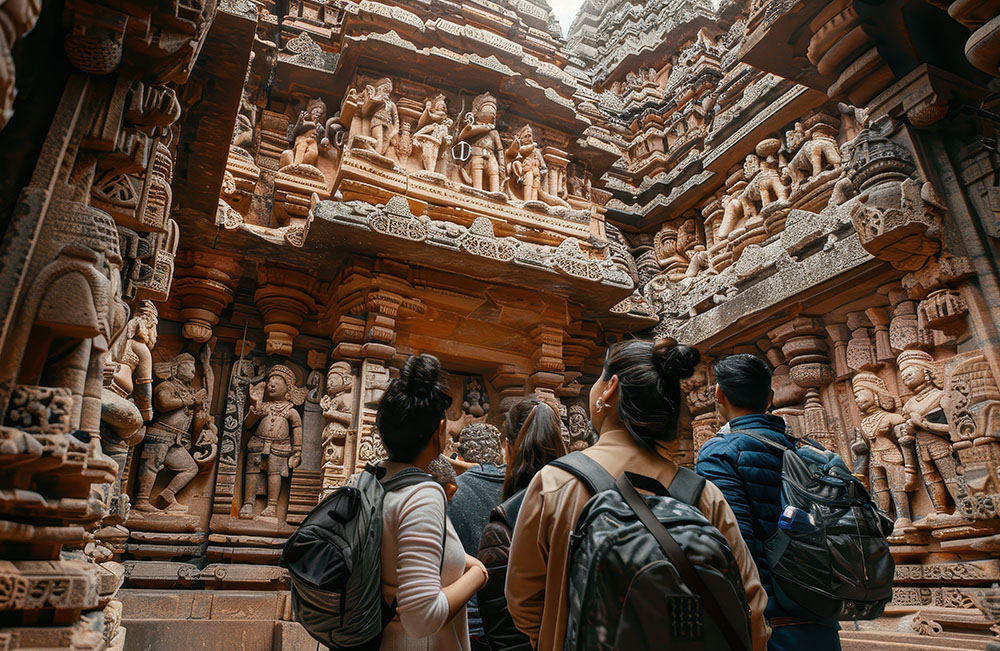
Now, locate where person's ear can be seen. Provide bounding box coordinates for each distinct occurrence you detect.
[437,418,448,452]
[602,375,619,406]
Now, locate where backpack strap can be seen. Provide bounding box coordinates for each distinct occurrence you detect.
[616,472,748,651]
[381,466,437,492]
[549,451,616,495]
[500,488,528,530]
[667,466,706,507]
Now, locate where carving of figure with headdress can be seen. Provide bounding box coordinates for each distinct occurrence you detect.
[279,98,327,169]
[895,350,966,524]
[653,218,713,290]
[412,94,453,173]
[455,92,505,193]
[240,364,305,520]
[101,300,158,481]
[363,78,399,157]
[321,361,354,468]
[506,124,546,203]
[852,372,915,536]
[133,351,217,514]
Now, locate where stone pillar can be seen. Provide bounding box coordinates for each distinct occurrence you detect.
[254,266,319,356]
[771,318,840,454]
[528,325,565,402]
[171,252,241,343]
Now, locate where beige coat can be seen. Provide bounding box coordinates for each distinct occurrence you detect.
[506,428,770,651]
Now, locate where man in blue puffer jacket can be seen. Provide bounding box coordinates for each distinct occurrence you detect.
[696,354,841,651]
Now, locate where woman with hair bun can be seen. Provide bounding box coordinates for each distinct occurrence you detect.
[377,354,489,651]
[506,338,770,651]
[476,397,567,651]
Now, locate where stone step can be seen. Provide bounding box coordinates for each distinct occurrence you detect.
[840,630,991,650]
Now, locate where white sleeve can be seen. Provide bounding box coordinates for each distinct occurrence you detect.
[393,483,451,638]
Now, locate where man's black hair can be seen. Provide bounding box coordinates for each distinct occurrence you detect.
[714,354,772,411]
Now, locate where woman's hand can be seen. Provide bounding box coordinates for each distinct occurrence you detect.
[465,554,489,590]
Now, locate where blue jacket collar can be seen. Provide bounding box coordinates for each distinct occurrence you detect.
[727,413,793,441]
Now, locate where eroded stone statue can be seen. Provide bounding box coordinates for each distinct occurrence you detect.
[320,361,354,469]
[134,352,216,514]
[240,364,305,520]
[363,77,399,157]
[896,350,966,524]
[456,92,505,193]
[654,218,713,284]
[101,301,158,480]
[852,372,914,536]
[412,94,452,173]
[279,98,326,169]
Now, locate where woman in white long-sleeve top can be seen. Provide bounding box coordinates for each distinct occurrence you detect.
[377,354,489,651]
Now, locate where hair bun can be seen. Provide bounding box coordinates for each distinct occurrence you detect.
[651,339,700,381]
[399,354,443,396]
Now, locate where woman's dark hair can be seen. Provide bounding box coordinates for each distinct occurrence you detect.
[502,399,567,500]
[714,353,772,411]
[602,338,700,448]
[376,354,453,462]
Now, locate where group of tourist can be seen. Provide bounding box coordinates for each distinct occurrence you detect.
[371,339,842,651]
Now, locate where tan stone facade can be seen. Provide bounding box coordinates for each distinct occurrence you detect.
[0,0,999,648]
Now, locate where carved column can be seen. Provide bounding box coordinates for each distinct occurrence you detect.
[543,147,570,199]
[528,325,566,402]
[771,318,840,454]
[254,266,320,356]
[171,252,242,343]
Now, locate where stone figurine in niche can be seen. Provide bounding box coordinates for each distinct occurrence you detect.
[363,77,399,157]
[133,350,217,514]
[455,92,505,193]
[101,301,158,485]
[895,350,966,524]
[240,364,305,520]
[852,372,914,536]
[321,361,354,468]
[566,404,595,451]
[462,376,490,418]
[654,218,713,286]
[412,94,452,173]
[279,98,326,169]
[506,124,546,202]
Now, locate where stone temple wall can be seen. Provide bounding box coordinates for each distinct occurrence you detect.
[0,0,998,648]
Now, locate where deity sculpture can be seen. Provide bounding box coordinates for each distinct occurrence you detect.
[566,404,595,451]
[506,125,546,202]
[412,94,452,173]
[362,77,399,157]
[653,218,713,285]
[240,364,305,520]
[455,92,505,193]
[278,98,326,169]
[101,300,158,478]
[852,372,915,535]
[895,350,966,523]
[462,376,489,418]
[320,361,354,468]
[133,352,216,514]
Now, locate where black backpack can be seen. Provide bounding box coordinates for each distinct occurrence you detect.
[738,430,895,621]
[476,489,531,651]
[552,452,752,651]
[280,464,440,650]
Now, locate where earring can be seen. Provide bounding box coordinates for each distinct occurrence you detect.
[595,397,606,413]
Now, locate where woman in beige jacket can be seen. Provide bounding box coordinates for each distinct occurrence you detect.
[505,338,770,651]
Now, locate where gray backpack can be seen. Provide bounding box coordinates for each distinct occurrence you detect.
[552,452,752,651]
[281,465,440,650]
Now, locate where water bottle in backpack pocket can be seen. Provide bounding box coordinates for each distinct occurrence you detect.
[739,431,896,621]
